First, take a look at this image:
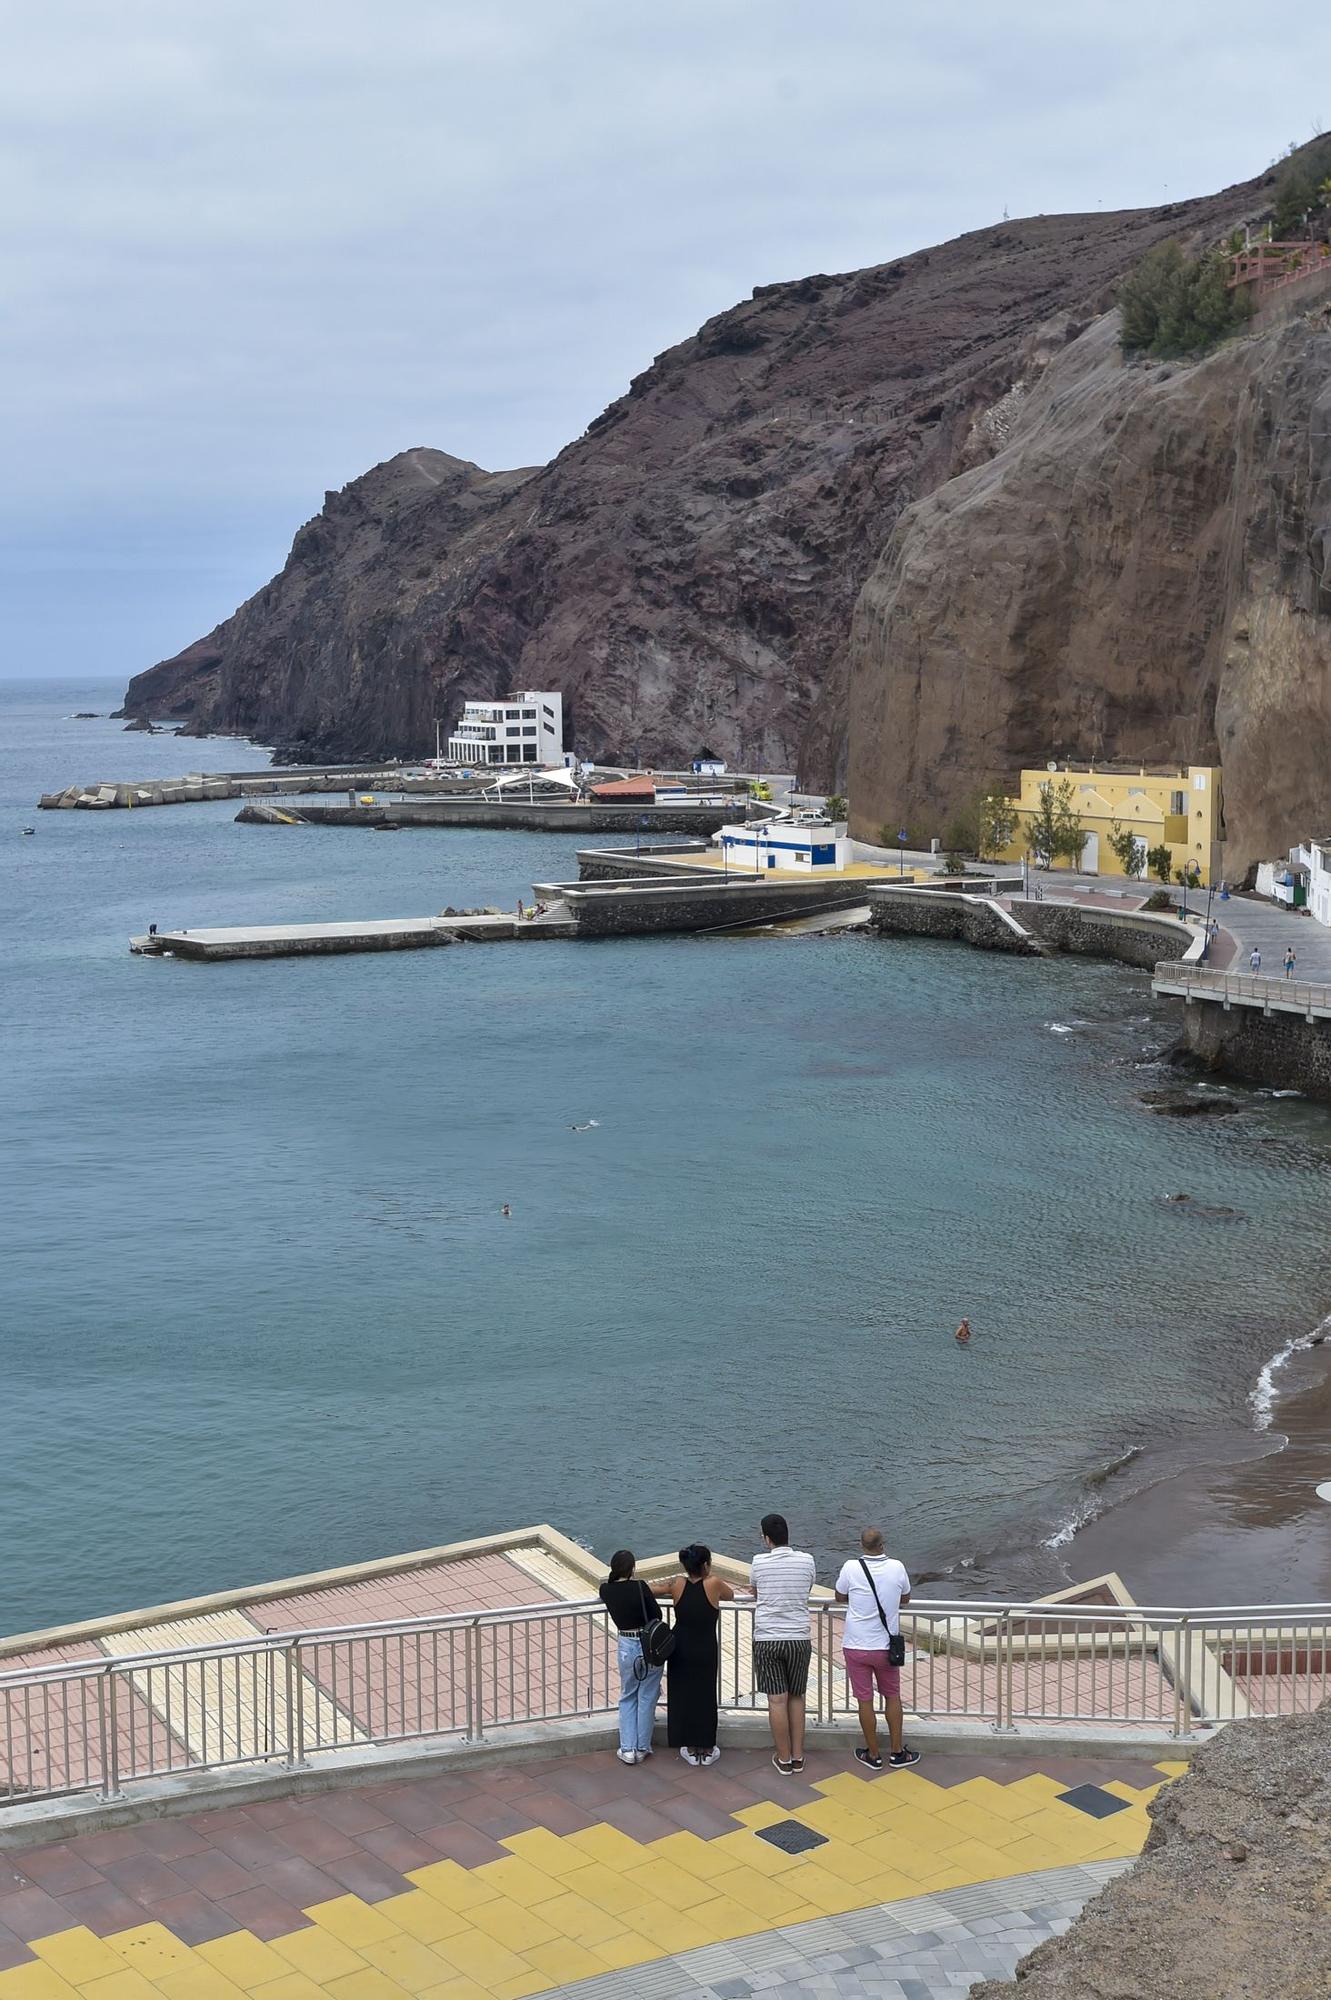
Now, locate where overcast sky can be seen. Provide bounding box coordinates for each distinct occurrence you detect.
[3,0,1323,683]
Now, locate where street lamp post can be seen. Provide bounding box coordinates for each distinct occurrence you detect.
[1201,878,1217,960]
[898,827,908,876]
[1180,859,1200,919]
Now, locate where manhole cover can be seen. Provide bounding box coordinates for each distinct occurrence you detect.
[756,1819,827,1854]
[1056,1783,1130,1820]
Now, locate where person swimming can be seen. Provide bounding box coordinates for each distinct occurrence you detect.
[955,1318,971,1346]
[501,1203,511,1218]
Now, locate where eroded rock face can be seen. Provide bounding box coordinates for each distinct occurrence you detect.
[120,165,1283,779]
[970,1703,1331,2000]
[847,297,1331,874]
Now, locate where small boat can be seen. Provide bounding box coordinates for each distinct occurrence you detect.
[20,826,35,836]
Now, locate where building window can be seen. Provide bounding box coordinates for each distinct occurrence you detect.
[523,746,537,762]
[1171,790,1185,814]
[523,726,536,736]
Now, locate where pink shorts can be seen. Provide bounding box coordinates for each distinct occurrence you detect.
[844,1648,901,1701]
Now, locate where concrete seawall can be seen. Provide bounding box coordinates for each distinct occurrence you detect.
[867,885,1196,969]
[866,886,1037,953]
[238,802,735,835]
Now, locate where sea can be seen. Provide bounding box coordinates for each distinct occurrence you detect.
[5,676,1331,1632]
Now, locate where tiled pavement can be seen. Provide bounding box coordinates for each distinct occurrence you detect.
[0,1745,1183,1998]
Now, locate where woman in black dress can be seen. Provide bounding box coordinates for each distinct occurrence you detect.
[660,1543,735,1766]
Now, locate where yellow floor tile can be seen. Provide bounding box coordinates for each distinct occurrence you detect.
[1154,1759,1190,1777]
[470,1859,561,1909]
[196,1939,291,1992]
[487,1978,545,2000]
[563,1826,643,1870]
[621,1858,706,1905]
[731,1802,786,1830]
[466,1900,560,1954]
[495,1830,592,1881]
[415,1983,489,2000]
[524,1892,623,1950]
[306,1900,401,1950]
[266,1934,367,1985]
[31,1936,126,1991]
[581,1932,658,1973]
[934,1837,1018,1883]
[776,1865,862,1916]
[323,1973,410,2000]
[1008,1807,1101,1852]
[156,1969,247,2000]
[358,1938,465,1994]
[402,1866,499,1914]
[856,1805,954,1858]
[858,1771,940,1810]
[951,1777,1052,1823]
[695,1867,799,1924]
[809,1841,897,1888]
[644,1831,716,1876]
[931,1799,1030,1849]
[422,1933,529,1990]
[0,1969,82,2000]
[793,1801,879,1844]
[515,1938,605,1986]
[248,1976,329,2000]
[685,1895,765,1943]
[369,1898,469,1949]
[565,1862,647,1918]
[72,1975,160,2000]
[106,1930,197,1981]
[616,1901,718,1954]
[984,1833,1071,1873]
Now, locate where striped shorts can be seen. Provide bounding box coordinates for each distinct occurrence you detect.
[753,1638,812,1698]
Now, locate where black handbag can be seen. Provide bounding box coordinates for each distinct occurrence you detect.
[859,1559,907,1668]
[636,1579,675,1676]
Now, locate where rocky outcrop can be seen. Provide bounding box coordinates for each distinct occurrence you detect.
[847,280,1331,876]
[121,160,1293,782]
[970,1703,1331,1999]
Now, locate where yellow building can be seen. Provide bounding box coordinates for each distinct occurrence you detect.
[998,763,1225,886]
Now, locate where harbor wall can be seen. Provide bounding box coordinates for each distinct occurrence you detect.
[1015,901,1192,968]
[565,878,876,936]
[237,802,735,834]
[866,887,1036,953]
[1176,1000,1331,1099]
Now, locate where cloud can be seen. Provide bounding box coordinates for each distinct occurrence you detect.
[2,0,1322,675]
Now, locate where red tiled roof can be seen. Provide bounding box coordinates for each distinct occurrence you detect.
[589,777,655,799]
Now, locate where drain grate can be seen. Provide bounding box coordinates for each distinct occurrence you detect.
[1056,1783,1130,1820]
[756,1818,828,1854]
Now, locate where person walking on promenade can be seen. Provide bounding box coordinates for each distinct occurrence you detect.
[599,1550,662,1765]
[1285,946,1297,980]
[834,1528,921,1770]
[750,1513,817,1775]
[660,1543,733,1765]
[1250,947,1262,974]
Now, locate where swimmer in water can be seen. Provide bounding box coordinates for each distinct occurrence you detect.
[955,1318,971,1346]
[501,1203,511,1218]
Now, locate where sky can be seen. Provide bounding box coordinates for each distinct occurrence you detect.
[2,0,1324,685]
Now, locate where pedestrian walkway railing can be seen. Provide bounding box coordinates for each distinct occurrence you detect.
[3,1597,1329,1805]
[1153,959,1331,1014]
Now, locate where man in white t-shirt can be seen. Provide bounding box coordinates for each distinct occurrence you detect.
[750,1512,818,1775]
[834,1527,920,1770]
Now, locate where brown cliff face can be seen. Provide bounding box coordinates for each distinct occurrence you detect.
[847,291,1331,873]
[120,165,1282,779]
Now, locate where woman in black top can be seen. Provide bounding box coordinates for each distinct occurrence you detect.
[660,1543,735,1766]
[599,1550,662,1765]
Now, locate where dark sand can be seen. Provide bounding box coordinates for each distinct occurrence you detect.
[1067,1342,1331,1603]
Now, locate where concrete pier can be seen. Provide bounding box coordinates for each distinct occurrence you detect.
[39,763,440,811]
[131,909,576,960]
[236,798,737,834]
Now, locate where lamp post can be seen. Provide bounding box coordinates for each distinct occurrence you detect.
[897,827,908,876]
[1180,859,1200,919]
[1201,876,1217,959]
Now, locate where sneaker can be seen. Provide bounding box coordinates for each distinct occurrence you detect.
[855,1746,884,1770]
[889,1746,922,1768]
[789,1757,805,1774]
[772,1754,796,1775]
[696,1747,720,1767]
[679,1746,700,1766]
[616,1748,638,1765]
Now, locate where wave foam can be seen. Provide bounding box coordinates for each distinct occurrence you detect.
[1251,1314,1331,1430]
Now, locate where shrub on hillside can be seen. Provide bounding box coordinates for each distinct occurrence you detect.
[1118,240,1250,359]
[1272,138,1331,240]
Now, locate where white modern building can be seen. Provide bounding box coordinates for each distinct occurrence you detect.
[447,691,563,767]
[713,815,849,871]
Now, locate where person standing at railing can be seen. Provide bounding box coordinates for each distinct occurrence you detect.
[1285,946,1297,980]
[1250,947,1262,974]
[833,1527,921,1771]
[598,1550,663,1766]
[659,1542,735,1766]
[750,1512,817,1776]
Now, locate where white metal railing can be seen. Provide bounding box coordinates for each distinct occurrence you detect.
[3,1597,1330,1806]
[1154,959,1331,1013]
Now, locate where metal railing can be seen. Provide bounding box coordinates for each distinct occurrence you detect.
[1153,959,1331,1014]
[4,1597,1330,1806]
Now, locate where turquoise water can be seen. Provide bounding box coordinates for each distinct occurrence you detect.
[5,678,1331,1631]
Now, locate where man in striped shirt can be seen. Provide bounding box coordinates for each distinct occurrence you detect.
[750,1512,818,1775]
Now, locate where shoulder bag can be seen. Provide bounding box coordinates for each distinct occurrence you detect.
[636,1580,675,1675]
[858,1559,907,1667]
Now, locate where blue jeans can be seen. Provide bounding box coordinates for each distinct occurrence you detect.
[617,1636,662,1754]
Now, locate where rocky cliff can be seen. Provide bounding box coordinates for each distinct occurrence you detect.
[848,265,1331,875]
[971,1702,1331,2000]
[120,161,1288,782]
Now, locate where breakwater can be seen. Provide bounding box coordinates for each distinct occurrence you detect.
[867,884,1194,968]
[37,763,466,810]
[237,798,737,834]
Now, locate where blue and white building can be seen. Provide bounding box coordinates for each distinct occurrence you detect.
[712,814,849,872]
[447,691,563,768]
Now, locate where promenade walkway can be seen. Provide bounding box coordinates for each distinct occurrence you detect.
[0,1743,1179,1999]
